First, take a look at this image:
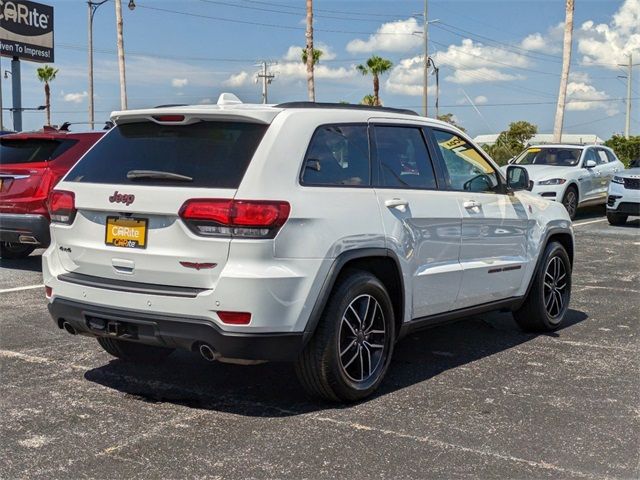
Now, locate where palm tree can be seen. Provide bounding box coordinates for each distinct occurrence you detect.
[301,48,323,66]
[356,55,393,106]
[305,0,315,101]
[361,94,376,106]
[36,65,58,126]
[553,0,574,143]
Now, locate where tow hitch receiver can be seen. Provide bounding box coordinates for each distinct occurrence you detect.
[87,316,138,338]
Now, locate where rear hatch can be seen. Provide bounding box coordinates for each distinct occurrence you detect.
[52,117,269,289]
[0,137,76,213]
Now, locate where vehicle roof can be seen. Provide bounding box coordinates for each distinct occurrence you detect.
[110,96,454,130]
[527,144,586,149]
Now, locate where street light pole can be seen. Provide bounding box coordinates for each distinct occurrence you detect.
[422,0,428,117]
[115,0,128,110]
[88,0,109,130]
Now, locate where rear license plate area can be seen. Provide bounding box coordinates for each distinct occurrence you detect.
[105,216,148,249]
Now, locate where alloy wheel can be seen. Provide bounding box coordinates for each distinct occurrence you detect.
[563,191,577,218]
[543,256,568,320]
[338,294,387,383]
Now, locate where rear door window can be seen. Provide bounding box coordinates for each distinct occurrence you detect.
[301,124,370,186]
[0,139,76,164]
[374,125,437,189]
[595,149,609,165]
[66,121,268,188]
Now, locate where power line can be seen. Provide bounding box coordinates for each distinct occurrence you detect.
[240,0,410,19]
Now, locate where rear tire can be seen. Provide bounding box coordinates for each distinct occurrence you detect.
[607,211,628,226]
[561,186,578,220]
[97,337,174,363]
[0,242,36,259]
[295,270,395,402]
[514,241,572,332]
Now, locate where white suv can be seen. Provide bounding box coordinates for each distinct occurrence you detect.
[506,144,624,219]
[44,96,574,402]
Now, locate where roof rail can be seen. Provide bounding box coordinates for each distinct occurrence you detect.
[275,101,419,116]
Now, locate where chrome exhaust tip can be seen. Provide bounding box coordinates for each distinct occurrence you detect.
[199,343,218,362]
[18,235,39,245]
[62,321,77,335]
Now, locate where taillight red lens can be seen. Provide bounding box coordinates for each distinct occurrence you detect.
[217,311,251,325]
[45,286,52,298]
[48,190,77,224]
[179,199,290,238]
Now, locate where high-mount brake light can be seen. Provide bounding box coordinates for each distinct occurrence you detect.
[179,199,290,239]
[48,190,77,225]
[152,115,185,122]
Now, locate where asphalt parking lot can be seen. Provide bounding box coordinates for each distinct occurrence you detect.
[1,206,638,479]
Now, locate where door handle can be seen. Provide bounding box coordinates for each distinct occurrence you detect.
[385,198,409,211]
[463,200,481,210]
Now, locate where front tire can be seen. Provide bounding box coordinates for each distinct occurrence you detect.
[295,270,395,402]
[514,241,572,332]
[607,211,628,225]
[561,186,578,220]
[97,337,174,363]
[0,242,36,259]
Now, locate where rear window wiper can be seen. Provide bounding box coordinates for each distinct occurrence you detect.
[126,170,193,182]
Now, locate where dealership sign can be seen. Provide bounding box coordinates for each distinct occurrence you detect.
[0,0,54,62]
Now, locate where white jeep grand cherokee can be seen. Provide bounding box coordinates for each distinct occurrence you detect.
[44,95,574,402]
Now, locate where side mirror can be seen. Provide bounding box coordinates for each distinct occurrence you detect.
[584,159,597,169]
[506,165,531,191]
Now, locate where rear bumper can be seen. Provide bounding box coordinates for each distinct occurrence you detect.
[48,297,306,361]
[0,213,50,246]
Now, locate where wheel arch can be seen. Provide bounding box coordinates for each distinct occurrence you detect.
[303,248,405,345]
[564,181,580,202]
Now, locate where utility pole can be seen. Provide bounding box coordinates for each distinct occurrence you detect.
[11,57,21,132]
[115,0,128,110]
[434,65,439,118]
[422,0,428,117]
[256,61,275,104]
[619,53,638,139]
[553,0,574,143]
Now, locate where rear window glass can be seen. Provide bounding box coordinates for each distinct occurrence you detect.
[301,124,370,186]
[0,139,76,164]
[66,121,268,188]
[514,147,581,166]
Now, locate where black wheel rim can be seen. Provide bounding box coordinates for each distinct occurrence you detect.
[338,294,387,384]
[563,191,577,218]
[543,256,569,321]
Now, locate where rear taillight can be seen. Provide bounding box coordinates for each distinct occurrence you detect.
[179,199,290,239]
[33,168,55,199]
[48,190,77,224]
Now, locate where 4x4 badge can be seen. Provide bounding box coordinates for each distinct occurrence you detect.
[109,191,135,206]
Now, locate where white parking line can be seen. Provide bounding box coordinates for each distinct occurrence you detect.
[0,284,44,294]
[573,218,608,227]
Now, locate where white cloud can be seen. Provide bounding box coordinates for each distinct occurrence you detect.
[171,78,188,88]
[446,68,522,85]
[566,81,618,115]
[346,18,422,54]
[474,95,488,105]
[222,71,250,87]
[277,62,354,81]
[63,91,88,103]
[519,23,563,54]
[199,98,213,104]
[385,55,436,96]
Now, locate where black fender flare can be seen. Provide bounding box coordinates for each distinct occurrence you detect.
[302,248,405,345]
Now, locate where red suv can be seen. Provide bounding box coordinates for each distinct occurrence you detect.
[0,129,104,259]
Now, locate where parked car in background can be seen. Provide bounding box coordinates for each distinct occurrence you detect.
[504,144,625,219]
[0,128,104,259]
[607,167,640,225]
[44,96,574,402]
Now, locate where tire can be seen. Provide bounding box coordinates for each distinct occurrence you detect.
[514,241,572,332]
[0,242,36,259]
[295,270,395,402]
[607,211,628,226]
[561,186,578,220]
[97,337,174,363]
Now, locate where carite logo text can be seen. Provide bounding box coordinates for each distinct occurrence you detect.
[0,1,50,30]
[109,191,135,206]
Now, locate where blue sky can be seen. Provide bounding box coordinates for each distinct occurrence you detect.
[1,0,638,139]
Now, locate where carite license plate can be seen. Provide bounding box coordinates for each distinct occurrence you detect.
[105,217,148,249]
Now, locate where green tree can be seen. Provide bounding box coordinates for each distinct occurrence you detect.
[604,135,640,167]
[36,65,58,127]
[360,94,376,106]
[356,55,393,106]
[301,48,323,66]
[483,120,538,165]
[436,113,466,132]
